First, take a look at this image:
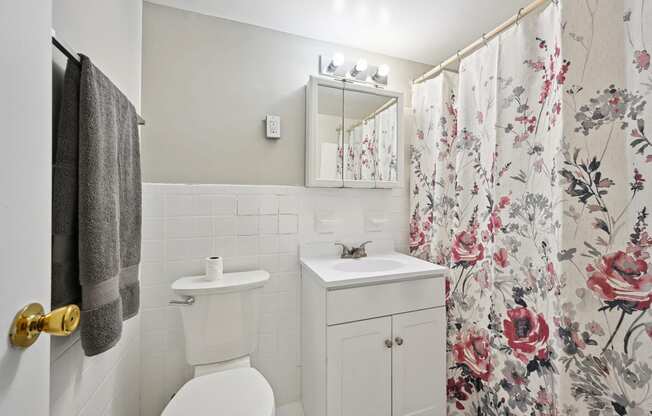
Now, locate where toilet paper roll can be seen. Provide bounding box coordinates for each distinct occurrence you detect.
[205,256,223,281]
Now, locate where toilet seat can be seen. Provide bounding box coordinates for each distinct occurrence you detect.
[162,368,275,416]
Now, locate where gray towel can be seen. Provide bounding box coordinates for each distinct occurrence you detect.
[52,56,141,356]
[52,61,82,309]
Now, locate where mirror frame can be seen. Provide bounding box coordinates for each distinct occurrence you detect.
[306,76,345,187]
[305,75,404,188]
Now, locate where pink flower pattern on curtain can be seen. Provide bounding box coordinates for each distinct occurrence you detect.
[409,1,652,414]
[342,103,399,181]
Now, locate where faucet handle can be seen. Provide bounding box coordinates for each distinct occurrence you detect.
[354,241,372,258]
[334,242,350,257]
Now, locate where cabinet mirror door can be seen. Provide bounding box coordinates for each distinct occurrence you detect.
[315,83,344,184]
[343,86,401,188]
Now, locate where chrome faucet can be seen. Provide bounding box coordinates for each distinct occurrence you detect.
[335,241,372,259]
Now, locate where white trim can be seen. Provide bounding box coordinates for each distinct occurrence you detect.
[306,76,344,188]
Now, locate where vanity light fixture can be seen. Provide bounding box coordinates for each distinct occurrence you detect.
[326,53,344,73]
[318,55,389,87]
[350,59,368,77]
[372,64,390,82]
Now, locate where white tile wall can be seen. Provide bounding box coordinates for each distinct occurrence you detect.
[139,183,409,415]
[50,317,141,416]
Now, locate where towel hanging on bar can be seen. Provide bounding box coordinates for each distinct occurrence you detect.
[51,31,146,126]
[52,55,142,356]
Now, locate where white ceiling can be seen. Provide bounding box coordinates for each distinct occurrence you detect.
[146,0,534,65]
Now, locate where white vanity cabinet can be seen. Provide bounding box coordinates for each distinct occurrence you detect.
[326,308,446,416]
[300,254,447,416]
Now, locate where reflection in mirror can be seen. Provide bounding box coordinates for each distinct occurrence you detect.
[343,90,398,182]
[317,85,343,181]
[375,99,398,182]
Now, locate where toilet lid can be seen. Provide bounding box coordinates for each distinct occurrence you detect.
[172,270,270,296]
[162,368,275,416]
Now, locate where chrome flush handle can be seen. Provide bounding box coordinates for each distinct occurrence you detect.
[169,296,195,306]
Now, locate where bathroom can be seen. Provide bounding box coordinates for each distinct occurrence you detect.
[2,0,651,415]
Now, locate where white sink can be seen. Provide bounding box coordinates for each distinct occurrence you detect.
[300,250,447,288]
[333,258,404,273]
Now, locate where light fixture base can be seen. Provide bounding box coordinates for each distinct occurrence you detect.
[319,55,388,87]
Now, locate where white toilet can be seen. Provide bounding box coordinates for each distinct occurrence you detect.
[162,270,275,416]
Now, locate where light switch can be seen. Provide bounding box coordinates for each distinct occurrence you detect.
[266,115,281,139]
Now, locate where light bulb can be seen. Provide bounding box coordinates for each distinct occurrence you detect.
[327,53,345,73]
[372,64,390,83]
[350,59,368,77]
[332,53,344,67]
[355,59,368,72]
[377,64,390,77]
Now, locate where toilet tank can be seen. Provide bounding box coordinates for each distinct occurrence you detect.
[171,270,270,366]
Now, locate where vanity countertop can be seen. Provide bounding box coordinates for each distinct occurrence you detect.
[300,251,447,289]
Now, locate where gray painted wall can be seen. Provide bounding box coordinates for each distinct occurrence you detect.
[53,0,142,109]
[142,2,431,185]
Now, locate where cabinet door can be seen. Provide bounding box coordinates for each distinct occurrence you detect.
[327,317,392,416]
[306,76,345,188]
[392,308,446,416]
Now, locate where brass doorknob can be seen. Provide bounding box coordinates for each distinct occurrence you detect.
[9,303,80,348]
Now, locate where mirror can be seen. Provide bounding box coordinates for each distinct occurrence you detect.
[306,76,403,188]
[316,84,343,181]
[343,91,398,183]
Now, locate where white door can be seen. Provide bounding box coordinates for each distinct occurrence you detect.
[327,317,392,416]
[392,308,446,416]
[0,1,53,415]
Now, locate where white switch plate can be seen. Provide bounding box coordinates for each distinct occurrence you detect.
[266,114,281,138]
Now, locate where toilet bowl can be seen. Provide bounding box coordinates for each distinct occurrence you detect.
[162,368,275,416]
[162,270,274,416]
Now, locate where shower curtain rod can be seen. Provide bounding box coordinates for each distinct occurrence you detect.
[52,31,146,126]
[341,97,398,133]
[413,0,550,84]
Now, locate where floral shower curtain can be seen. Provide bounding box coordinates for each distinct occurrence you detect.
[376,103,399,181]
[343,104,398,181]
[410,70,458,264]
[345,119,375,180]
[410,1,652,414]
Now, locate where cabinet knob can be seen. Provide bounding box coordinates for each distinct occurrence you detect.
[395,336,404,346]
[384,339,393,348]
